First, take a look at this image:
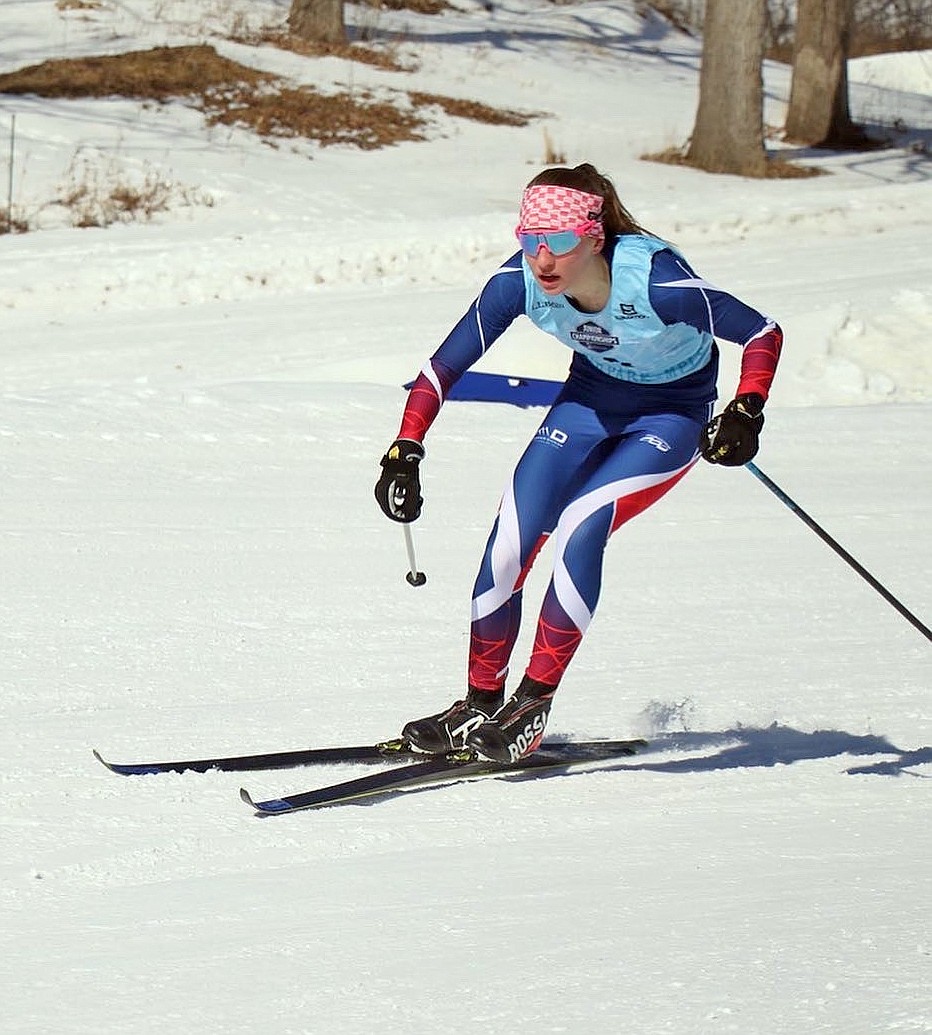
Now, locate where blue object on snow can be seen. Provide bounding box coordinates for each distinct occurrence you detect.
[403,371,562,409]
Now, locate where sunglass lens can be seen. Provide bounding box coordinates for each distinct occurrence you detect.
[545,231,581,255]
[517,231,580,256]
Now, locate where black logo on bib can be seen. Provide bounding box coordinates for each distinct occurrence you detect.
[570,321,618,354]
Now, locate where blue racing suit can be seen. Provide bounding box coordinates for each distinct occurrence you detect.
[397,234,782,690]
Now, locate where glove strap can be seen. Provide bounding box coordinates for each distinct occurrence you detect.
[733,393,765,420]
[384,438,424,465]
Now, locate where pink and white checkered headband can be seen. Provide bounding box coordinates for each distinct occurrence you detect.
[517,184,604,234]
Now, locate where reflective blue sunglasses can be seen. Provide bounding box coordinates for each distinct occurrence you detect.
[515,228,584,257]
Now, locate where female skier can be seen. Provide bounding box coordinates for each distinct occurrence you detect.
[375,163,782,763]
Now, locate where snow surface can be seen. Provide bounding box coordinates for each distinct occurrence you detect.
[1,2,930,1033]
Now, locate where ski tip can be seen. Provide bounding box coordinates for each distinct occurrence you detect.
[240,787,292,815]
[92,750,166,776]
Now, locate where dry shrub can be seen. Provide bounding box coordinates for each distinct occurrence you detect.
[56,151,213,227]
[542,126,566,164]
[61,174,173,227]
[0,208,30,235]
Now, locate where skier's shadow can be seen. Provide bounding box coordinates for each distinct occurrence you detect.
[539,723,932,779]
[343,724,929,809]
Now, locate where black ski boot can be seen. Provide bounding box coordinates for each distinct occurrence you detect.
[402,686,503,754]
[465,675,555,763]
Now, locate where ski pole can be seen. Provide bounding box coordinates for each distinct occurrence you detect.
[402,523,427,587]
[745,461,931,643]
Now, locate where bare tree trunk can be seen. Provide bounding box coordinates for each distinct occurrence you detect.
[686,0,767,177]
[785,0,868,146]
[288,0,346,44]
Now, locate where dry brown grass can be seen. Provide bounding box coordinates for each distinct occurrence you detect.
[237,30,414,72]
[0,45,273,102]
[55,0,104,10]
[768,27,932,64]
[644,145,825,179]
[358,0,453,12]
[408,90,533,127]
[203,83,428,149]
[0,44,536,149]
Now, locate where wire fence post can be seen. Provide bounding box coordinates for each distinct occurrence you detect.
[6,113,15,234]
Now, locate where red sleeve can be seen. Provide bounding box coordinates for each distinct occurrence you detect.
[737,324,783,401]
[396,257,526,442]
[397,360,460,443]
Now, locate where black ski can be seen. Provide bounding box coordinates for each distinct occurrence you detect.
[240,739,647,815]
[93,738,416,776]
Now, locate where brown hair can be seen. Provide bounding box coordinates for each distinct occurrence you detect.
[526,163,650,237]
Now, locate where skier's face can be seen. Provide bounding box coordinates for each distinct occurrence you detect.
[526,235,604,296]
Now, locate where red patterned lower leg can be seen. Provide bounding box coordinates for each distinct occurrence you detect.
[526,614,582,687]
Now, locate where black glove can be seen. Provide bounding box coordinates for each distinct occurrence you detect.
[700,393,765,466]
[375,439,425,523]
